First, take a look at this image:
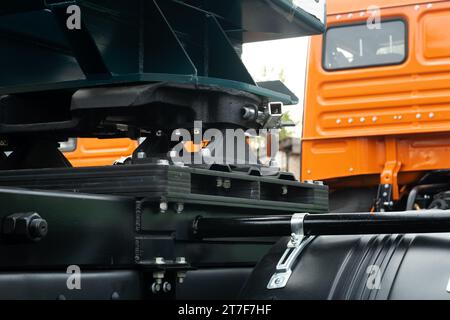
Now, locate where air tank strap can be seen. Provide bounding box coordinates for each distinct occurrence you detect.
[267,213,314,290]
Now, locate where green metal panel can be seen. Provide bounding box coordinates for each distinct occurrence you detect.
[0,0,325,104]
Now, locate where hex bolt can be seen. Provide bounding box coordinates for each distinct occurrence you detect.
[175,203,184,214]
[159,202,168,213]
[137,151,147,159]
[169,150,177,157]
[2,212,48,242]
[177,271,187,284]
[216,177,223,188]
[153,257,166,265]
[162,282,172,293]
[153,270,165,285]
[151,282,161,294]
[223,179,231,189]
[176,257,187,264]
[290,233,299,245]
[111,292,120,300]
[274,276,284,285]
[29,218,48,239]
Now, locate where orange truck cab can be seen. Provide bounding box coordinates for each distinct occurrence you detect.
[302,0,450,211]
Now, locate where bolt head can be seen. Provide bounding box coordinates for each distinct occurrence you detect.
[151,283,161,294]
[274,276,284,285]
[223,179,231,189]
[159,202,168,213]
[137,151,146,159]
[29,219,48,239]
[153,257,166,265]
[175,203,184,214]
[176,257,187,264]
[177,271,187,284]
[163,282,172,293]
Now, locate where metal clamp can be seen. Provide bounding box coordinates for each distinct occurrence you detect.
[267,213,312,290]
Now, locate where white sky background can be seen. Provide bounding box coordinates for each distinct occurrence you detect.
[242,37,310,137]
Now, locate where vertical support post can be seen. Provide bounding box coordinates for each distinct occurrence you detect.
[381,138,401,200]
[376,138,402,211]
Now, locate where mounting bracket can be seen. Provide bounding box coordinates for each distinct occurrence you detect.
[267,213,314,290]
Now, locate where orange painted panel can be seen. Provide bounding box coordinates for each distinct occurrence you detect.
[64,138,138,167]
[302,133,450,182]
[420,10,450,60]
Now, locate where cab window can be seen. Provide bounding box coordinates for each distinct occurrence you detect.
[323,20,406,71]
